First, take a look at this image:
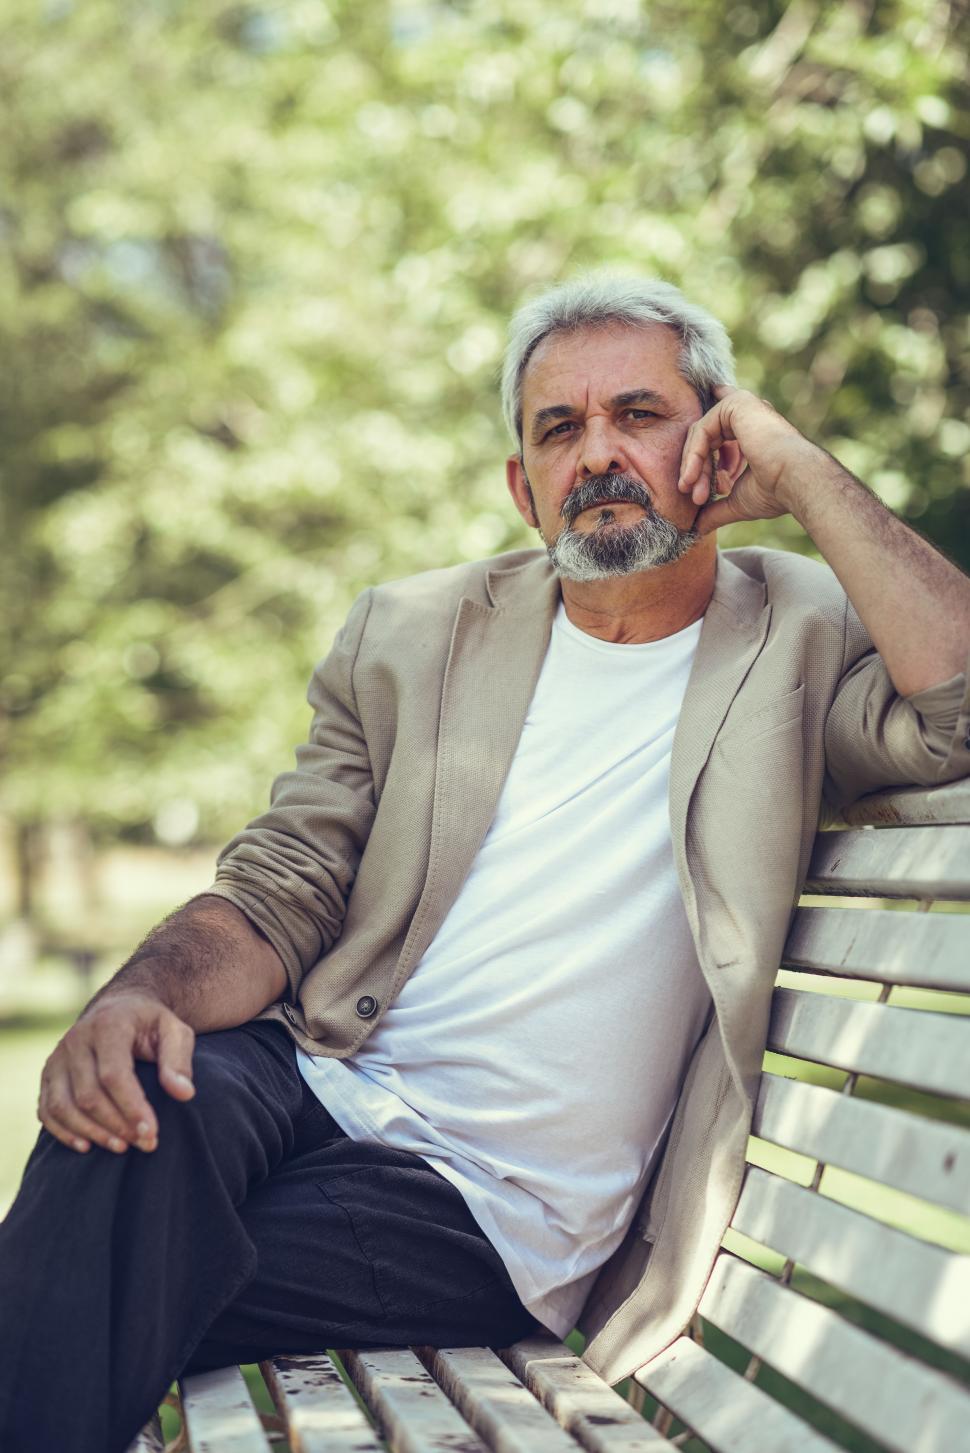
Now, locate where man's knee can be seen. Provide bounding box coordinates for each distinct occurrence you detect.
[132,1022,292,1148]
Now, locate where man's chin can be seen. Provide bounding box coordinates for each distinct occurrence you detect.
[546,519,699,581]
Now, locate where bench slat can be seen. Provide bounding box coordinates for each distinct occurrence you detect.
[753,1075,970,1213]
[732,1166,970,1353]
[699,1252,970,1453]
[499,1336,675,1450]
[262,1353,384,1452]
[179,1365,270,1453]
[805,826,970,898]
[341,1347,489,1453]
[126,1412,164,1453]
[768,989,970,1099]
[418,1345,584,1452]
[636,1335,840,1452]
[783,906,970,990]
[840,781,970,828]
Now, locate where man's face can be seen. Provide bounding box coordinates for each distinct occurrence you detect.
[506,323,709,579]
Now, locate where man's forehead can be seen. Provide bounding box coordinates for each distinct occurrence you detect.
[522,322,687,412]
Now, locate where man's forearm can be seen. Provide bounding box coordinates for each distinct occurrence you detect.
[777,449,970,698]
[86,894,289,1032]
[681,388,970,699]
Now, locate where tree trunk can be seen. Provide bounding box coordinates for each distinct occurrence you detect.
[14,819,37,922]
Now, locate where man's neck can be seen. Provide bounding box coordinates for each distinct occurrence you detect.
[559,546,717,644]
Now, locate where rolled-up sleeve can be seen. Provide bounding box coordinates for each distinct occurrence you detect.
[822,594,970,815]
[202,588,376,1001]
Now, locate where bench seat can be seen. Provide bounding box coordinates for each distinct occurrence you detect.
[134,1338,675,1451]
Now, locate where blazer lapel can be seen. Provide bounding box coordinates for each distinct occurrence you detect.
[669,552,772,904]
[398,554,560,975]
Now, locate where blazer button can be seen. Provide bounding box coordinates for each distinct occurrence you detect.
[355,994,378,1019]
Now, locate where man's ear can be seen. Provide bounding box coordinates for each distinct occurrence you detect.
[713,439,746,492]
[506,454,539,527]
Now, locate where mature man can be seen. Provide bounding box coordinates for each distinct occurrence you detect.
[3,275,970,1453]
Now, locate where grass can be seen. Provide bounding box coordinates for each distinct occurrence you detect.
[0,1009,76,1208]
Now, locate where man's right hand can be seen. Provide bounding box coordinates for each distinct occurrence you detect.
[37,992,196,1154]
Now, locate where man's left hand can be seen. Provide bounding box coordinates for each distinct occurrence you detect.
[678,385,815,537]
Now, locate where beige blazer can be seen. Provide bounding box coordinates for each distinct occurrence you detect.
[207,545,970,1385]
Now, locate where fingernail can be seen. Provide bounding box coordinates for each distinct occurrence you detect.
[136,1121,151,1137]
[174,1073,194,1091]
[74,1138,90,1153]
[109,1137,127,1153]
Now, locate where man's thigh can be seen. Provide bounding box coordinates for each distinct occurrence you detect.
[184,1136,542,1371]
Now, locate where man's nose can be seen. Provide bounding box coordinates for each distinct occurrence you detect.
[578,418,626,478]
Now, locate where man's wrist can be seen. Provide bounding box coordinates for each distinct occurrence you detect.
[81,973,175,1019]
[774,440,857,525]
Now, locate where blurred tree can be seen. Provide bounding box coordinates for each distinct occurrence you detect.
[0,0,967,889]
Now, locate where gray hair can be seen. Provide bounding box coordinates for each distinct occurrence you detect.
[500,273,736,449]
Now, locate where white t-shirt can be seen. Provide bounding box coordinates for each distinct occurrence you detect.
[298,601,712,1334]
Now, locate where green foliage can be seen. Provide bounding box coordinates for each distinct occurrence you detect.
[2,0,967,842]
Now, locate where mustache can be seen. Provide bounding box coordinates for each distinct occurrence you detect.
[560,474,654,525]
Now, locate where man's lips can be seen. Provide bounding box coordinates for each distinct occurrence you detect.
[566,500,650,536]
[574,497,647,516]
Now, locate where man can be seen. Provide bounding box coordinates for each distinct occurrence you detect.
[2,274,969,1453]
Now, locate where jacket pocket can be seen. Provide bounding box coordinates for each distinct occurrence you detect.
[716,682,805,748]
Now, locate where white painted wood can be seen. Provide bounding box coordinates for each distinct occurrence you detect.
[839,780,970,828]
[499,1335,677,1450]
[262,1352,384,1452]
[179,1365,270,1453]
[783,905,970,991]
[418,1345,582,1452]
[699,1252,970,1453]
[636,1335,840,1452]
[731,1166,970,1353]
[753,1074,970,1213]
[804,825,970,898]
[768,988,970,1099]
[340,1346,488,1452]
[126,1413,164,1453]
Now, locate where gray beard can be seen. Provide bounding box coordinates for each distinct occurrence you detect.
[540,473,700,582]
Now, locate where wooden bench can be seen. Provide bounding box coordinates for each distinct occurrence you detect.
[133,778,970,1452]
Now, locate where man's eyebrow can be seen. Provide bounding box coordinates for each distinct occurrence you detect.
[610,388,671,410]
[530,404,577,441]
[529,388,672,441]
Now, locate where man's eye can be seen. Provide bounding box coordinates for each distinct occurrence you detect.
[627,409,658,420]
[547,421,576,438]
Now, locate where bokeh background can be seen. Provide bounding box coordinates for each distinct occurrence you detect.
[1,0,968,1205]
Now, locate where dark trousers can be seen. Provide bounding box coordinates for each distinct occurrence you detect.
[0,1020,542,1453]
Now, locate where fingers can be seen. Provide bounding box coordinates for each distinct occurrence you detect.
[156,1014,196,1102]
[679,410,733,496]
[72,1044,148,1145]
[39,1058,132,1155]
[36,994,197,1155]
[42,1116,90,1154]
[692,494,748,539]
[93,1038,160,1149]
[40,1100,122,1155]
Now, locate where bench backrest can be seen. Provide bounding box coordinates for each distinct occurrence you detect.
[636,780,970,1453]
